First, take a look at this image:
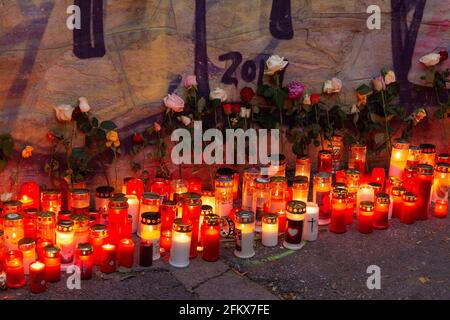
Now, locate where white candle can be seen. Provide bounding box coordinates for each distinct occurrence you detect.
[356,185,375,216]
[303,202,319,241]
[127,195,140,234]
[234,211,255,258]
[261,215,278,247]
[169,219,192,268]
[389,140,410,178]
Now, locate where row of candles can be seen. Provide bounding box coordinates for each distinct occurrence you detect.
[0,138,448,293]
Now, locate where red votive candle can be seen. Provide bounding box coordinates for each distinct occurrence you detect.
[139,240,153,267]
[391,186,406,219]
[181,193,202,259]
[29,261,46,293]
[188,177,203,194]
[43,245,61,283]
[5,250,26,289]
[330,188,348,234]
[75,243,93,280]
[89,224,109,265]
[318,150,333,173]
[23,208,38,240]
[371,168,386,189]
[345,193,355,225]
[434,200,448,218]
[400,192,417,225]
[358,201,374,234]
[373,193,390,229]
[36,238,52,261]
[413,164,433,220]
[100,244,116,274]
[117,238,135,268]
[202,215,220,262]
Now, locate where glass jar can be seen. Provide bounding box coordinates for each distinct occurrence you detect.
[170,179,188,202]
[5,250,26,288]
[313,172,332,225]
[150,178,170,200]
[234,211,255,259]
[261,214,278,247]
[401,192,417,224]
[126,194,140,235]
[198,205,213,250]
[141,212,161,261]
[252,177,271,231]
[407,146,421,166]
[403,165,418,193]
[21,209,36,241]
[345,169,360,194]
[304,203,319,241]
[202,214,220,262]
[436,153,450,164]
[70,214,90,247]
[269,176,287,214]
[41,189,62,215]
[95,186,114,224]
[356,185,375,215]
[318,150,332,173]
[292,176,309,203]
[3,200,23,215]
[216,167,239,200]
[138,192,161,237]
[295,156,311,182]
[181,193,202,259]
[36,238,53,262]
[283,201,306,249]
[374,193,390,230]
[432,162,449,203]
[330,134,344,171]
[330,189,348,234]
[4,213,24,251]
[434,199,448,218]
[413,164,433,221]
[419,144,436,167]
[75,243,93,280]
[348,144,367,174]
[108,197,128,245]
[29,261,46,293]
[391,186,406,219]
[124,178,144,199]
[100,243,116,273]
[18,238,36,275]
[117,238,134,269]
[200,189,216,211]
[58,210,73,222]
[169,218,192,268]
[89,224,109,265]
[358,201,374,234]
[346,192,355,225]
[369,182,383,195]
[242,167,260,210]
[386,176,403,196]
[215,176,234,218]
[43,245,61,282]
[160,200,177,252]
[389,139,410,178]
[55,220,75,265]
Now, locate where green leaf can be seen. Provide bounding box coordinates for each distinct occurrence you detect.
[92,117,99,128]
[434,109,445,119]
[100,121,117,131]
[356,84,371,95]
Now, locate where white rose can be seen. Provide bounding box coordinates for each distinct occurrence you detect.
[384,71,396,85]
[209,88,227,102]
[78,97,91,113]
[323,78,342,94]
[323,80,333,94]
[1,193,12,202]
[54,104,74,122]
[419,53,441,67]
[178,115,192,126]
[264,55,288,75]
[163,93,185,112]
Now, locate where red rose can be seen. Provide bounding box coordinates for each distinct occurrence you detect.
[439,50,448,63]
[133,132,144,143]
[232,104,241,113]
[240,87,255,103]
[223,103,232,115]
[311,93,320,105]
[46,132,56,142]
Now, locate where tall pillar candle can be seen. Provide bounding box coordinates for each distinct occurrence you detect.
[413,164,433,221]
[330,189,348,234]
[358,201,374,234]
[242,167,260,210]
[400,192,418,224]
[215,176,234,218]
[373,193,390,229]
[312,172,332,225]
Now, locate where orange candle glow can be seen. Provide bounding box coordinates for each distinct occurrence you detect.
[29,261,46,293]
[100,244,116,274]
[330,189,348,234]
[117,238,135,268]
[434,200,448,218]
[373,193,390,229]
[358,201,374,234]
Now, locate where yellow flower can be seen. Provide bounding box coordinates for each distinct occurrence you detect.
[21,146,33,159]
[106,130,119,143]
[106,141,112,148]
[113,140,120,148]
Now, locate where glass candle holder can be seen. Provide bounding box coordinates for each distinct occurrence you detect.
[150,178,170,200]
[432,163,450,204]
[267,154,286,177]
[368,182,383,196]
[108,197,129,245]
[356,184,375,215]
[69,189,90,214]
[95,186,114,224]
[4,213,24,251]
[181,193,201,259]
[318,150,333,173]
[2,201,23,228]
[125,178,144,199]
[434,200,448,218]
[348,144,367,174]
[198,205,214,249]
[419,144,436,167]
[252,177,271,231]
[371,168,386,189]
[201,189,216,212]
[389,139,410,178]
[216,167,239,200]
[29,261,46,294]
[100,243,116,274]
[121,194,137,236]
[234,211,255,258]
[313,172,332,225]
[5,250,26,289]
[70,214,90,247]
[36,238,52,262]
[386,176,403,196]
[43,245,61,282]
[170,179,188,202]
[89,224,108,265]
[283,201,306,249]
[436,153,450,164]
[269,176,287,217]
[169,218,192,268]
[345,169,360,194]
[75,243,93,280]
[36,211,56,243]
[41,189,62,215]
[139,240,153,267]
[202,214,220,262]
[346,192,355,225]
[141,212,161,260]
[242,167,260,210]
[292,176,309,203]
[330,189,348,234]
[391,186,406,219]
[55,220,75,265]
[19,182,40,210]
[403,165,418,193]
[215,176,234,218]
[117,238,134,268]
[401,192,417,224]
[413,164,433,221]
[187,177,203,194]
[373,193,390,230]
[160,200,177,252]
[358,201,374,234]
[138,192,161,237]
[58,210,73,222]
[303,203,319,241]
[407,146,421,166]
[295,156,311,182]
[18,238,36,275]
[330,134,344,171]
[23,208,38,240]
[262,214,278,247]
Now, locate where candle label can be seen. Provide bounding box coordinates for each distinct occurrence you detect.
[286,220,304,244]
[303,214,318,241]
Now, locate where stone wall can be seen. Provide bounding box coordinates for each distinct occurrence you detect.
[0,0,448,192]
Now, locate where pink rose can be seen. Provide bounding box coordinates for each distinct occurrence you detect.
[163,93,185,112]
[183,75,198,88]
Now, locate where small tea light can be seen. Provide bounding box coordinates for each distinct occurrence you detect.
[100,243,116,274]
[234,211,255,259]
[169,219,193,268]
[261,214,278,247]
[358,201,374,234]
[29,261,46,294]
[283,201,306,249]
[434,200,448,218]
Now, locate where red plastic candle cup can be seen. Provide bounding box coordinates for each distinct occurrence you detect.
[20,181,40,210]
[29,261,47,293]
[100,244,116,274]
[345,193,355,225]
[202,215,220,262]
[139,240,153,267]
[400,193,417,225]
[434,200,448,219]
[349,144,367,175]
[413,164,433,220]
[371,168,386,189]
[5,250,26,289]
[89,224,109,265]
[181,193,202,259]
[330,189,348,234]
[43,245,61,283]
[36,238,53,261]
[150,178,170,200]
[187,177,203,194]
[23,208,38,240]
[125,178,144,199]
[318,150,333,173]
[391,186,406,219]
[108,197,129,245]
[117,238,135,268]
[75,243,93,280]
[373,193,390,229]
[358,201,374,234]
